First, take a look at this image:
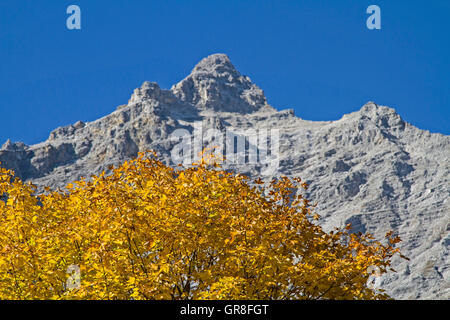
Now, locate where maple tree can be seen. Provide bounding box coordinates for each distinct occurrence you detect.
[0,152,404,299]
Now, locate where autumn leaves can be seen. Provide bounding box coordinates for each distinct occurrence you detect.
[0,152,401,299]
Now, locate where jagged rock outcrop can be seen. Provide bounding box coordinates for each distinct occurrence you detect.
[1,53,448,299]
[172,53,268,113]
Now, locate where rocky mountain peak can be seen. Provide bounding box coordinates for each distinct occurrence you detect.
[358,101,400,118]
[129,81,162,105]
[171,53,268,113]
[1,139,28,151]
[190,53,239,77]
[339,102,406,133]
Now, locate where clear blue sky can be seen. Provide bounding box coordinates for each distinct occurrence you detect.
[0,0,449,145]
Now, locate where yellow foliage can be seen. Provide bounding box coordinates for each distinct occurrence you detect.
[0,152,402,300]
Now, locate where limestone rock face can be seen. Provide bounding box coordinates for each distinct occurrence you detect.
[171,53,268,113]
[1,54,448,299]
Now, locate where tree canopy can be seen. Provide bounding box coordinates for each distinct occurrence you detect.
[0,152,403,299]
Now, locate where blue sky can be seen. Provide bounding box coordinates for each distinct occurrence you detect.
[0,0,449,145]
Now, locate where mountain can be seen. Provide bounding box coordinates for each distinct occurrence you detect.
[1,53,449,299]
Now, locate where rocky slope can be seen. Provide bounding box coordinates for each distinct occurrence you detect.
[1,54,449,299]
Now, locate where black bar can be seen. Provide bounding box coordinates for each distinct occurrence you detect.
[0,300,445,319]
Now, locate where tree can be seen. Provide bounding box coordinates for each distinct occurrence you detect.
[0,152,403,299]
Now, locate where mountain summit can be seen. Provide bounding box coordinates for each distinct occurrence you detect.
[172,53,268,113]
[0,54,449,299]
